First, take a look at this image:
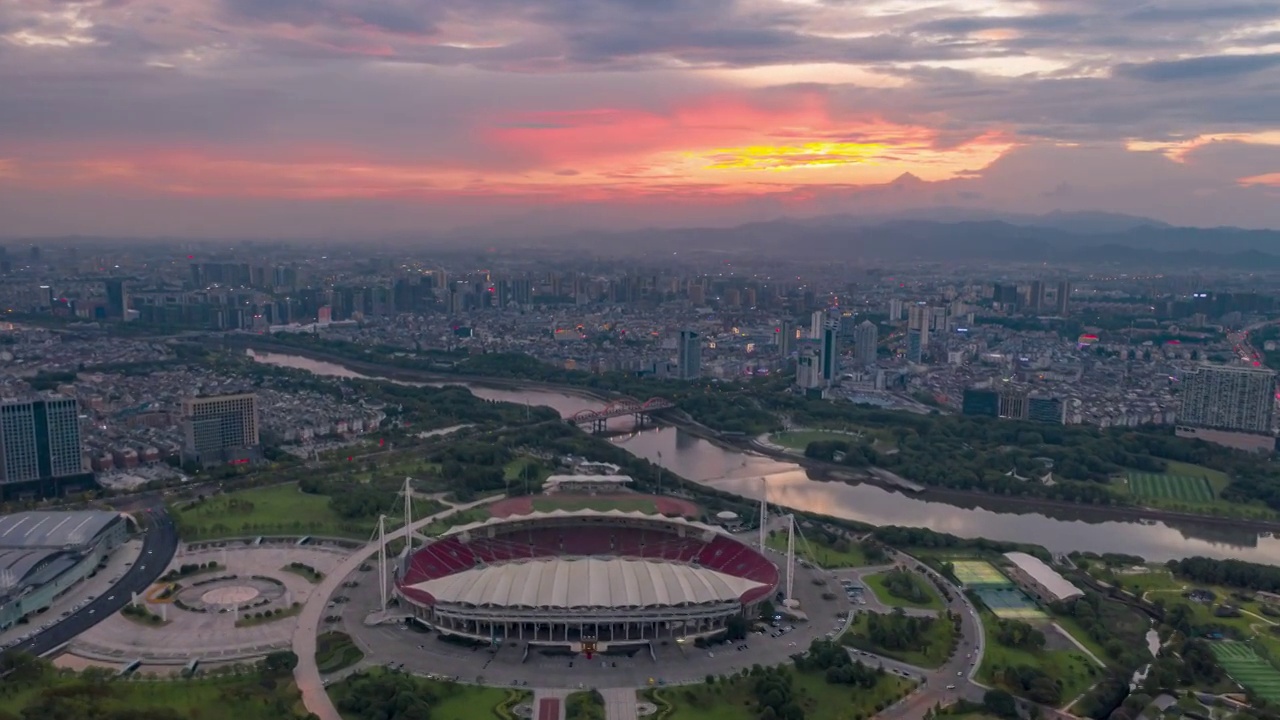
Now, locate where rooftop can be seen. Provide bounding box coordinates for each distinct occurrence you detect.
[408,557,765,609]
[0,511,123,549]
[1003,551,1083,601]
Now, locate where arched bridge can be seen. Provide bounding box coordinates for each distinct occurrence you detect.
[568,397,676,433]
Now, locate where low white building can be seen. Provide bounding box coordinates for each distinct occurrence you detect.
[1002,552,1083,603]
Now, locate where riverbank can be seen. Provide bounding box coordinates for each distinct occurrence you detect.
[232,338,1280,535]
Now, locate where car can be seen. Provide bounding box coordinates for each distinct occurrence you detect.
[107,596,114,601]
[946,684,956,690]
[957,671,962,676]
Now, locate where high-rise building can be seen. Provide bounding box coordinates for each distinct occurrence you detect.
[1028,281,1045,312]
[819,320,840,385]
[961,389,999,417]
[796,349,822,389]
[853,320,878,368]
[810,310,827,339]
[677,330,701,380]
[183,393,261,468]
[1027,396,1066,424]
[907,329,924,363]
[0,397,87,499]
[776,320,796,358]
[104,279,128,320]
[1055,281,1071,316]
[992,283,1020,306]
[1179,365,1276,434]
[888,299,904,322]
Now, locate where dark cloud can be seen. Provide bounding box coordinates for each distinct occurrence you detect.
[1122,3,1280,23]
[1114,53,1280,82]
[219,0,440,34]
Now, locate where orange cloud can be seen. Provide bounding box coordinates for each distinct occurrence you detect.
[0,92,1015,203]
[1239,173,1280,187]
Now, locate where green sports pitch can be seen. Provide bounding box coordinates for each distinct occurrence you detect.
[1126,472,1215,503]
[1210,641,1280,702]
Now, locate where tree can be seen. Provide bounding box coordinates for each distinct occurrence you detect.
[260,651,298,676]
[984,689,1020,719]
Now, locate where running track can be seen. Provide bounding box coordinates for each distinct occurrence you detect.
[538,697,561,720]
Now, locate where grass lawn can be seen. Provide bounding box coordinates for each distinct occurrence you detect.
[1115,461,1276,519]
[170,483,378,540]
[766,531,873,569]
[423,507,490,536]
[531,496,660,513]
[977,611,1101,707]
[863,570,944,611]
[771,429,866,451]
[430,683,515,720]
[316,631,365,674]
[503,457,550,482]
[1210,641,1280,703]
[0,672,306,718]
[646,668,912,720]
[842,612,956,668]
[1126,471,1214,503]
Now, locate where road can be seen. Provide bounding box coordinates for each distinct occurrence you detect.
[849,551,989,720]
[7,502,178,660]
[291,496,499,720]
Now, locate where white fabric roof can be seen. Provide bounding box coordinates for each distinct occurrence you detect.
[1003,552,1082,601]
[443,509,724,538]
[544,475,632,487]
[409,558,765,608]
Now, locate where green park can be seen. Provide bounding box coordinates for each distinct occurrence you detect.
[863,568,944,611]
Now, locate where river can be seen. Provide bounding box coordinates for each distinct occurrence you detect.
[249,350,1280,564]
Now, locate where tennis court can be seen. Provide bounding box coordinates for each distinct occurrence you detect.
[974,587,1047,620]
[952,560,1013,589]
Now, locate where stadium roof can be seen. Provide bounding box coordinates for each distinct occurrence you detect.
[543,475,632,488]
[1003,552,1083,602]
[0,511,122,549]
[408,558,765,609]
[443,509,724,539]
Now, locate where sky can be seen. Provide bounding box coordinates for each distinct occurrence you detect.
[3,0,1280,238]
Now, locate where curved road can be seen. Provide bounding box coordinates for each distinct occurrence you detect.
[292,497,498,720]
[7,502,178,660]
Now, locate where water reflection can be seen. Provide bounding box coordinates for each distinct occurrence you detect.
[248,350,1279,563]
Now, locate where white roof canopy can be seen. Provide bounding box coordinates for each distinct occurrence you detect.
[442,509,724,539]
[409,557,766,609]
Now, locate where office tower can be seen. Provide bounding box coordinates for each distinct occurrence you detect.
[1028,280,1045,312]
[183,393,261,468]
[1179,365,1276,434]
[819,319,840,384]
[888,299,904,322]
[961,389,999,417]
[687,284,705,306]
[853,320,878,368]
[104,279,127,320]
[907,303,930,361]
[796,350,822,389]
[777,320,796,358]
[1055,281,1071,316]
[992,283,1020,306]
[998,392,1028,420]
[907,329,924,363]
[677,330,701,380]
[810,310,827,339]
[1027,396,1066,424]
[0,397,83,486]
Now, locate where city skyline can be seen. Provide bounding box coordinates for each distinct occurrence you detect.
[3,1,1280,237]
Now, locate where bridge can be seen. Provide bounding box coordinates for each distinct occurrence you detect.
[568,397,675,433]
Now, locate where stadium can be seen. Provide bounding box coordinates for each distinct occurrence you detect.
[0,511,130,630]
[395,508,779,650]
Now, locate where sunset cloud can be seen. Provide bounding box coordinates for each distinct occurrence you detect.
[0,0,1279,234]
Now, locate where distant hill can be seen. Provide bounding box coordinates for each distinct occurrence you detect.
[536,215,1280,267]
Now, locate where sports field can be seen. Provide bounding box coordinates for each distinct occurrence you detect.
[952,561,1013,588]
[1211,642,1280,702]
[1126,472,1215,503]
[974,587,1047,620]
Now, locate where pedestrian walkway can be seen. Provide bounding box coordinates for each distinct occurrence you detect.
[533,688,568,720]
[601,687,638,720]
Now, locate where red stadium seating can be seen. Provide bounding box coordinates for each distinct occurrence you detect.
[399,518,779,606]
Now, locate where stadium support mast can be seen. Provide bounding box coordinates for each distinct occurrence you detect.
[403,477,414,553]
[758,478,768,552]
[377,515,388,612]
[785,514,796,602]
